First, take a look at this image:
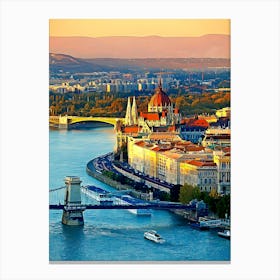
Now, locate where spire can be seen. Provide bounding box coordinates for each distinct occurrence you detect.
[131,96,138,125]
[159,77,162,89]
[125,97,132,125]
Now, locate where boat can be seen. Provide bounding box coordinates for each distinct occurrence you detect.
[81,185,114,205]
[189,221,209,230]
[144,230,165,243]
[115,195,152,216]
[218,229,230,239]
[188,217,222,230]
[198,217,222,228]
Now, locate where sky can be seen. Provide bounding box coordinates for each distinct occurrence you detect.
[49,19,230,37]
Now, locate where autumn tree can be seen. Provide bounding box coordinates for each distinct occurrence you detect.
[179,184,201,204]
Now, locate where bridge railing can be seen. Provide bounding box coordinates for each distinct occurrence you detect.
[49,203,196,210]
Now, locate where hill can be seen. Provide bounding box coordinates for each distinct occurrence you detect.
[49,53,115,73]
[49,34,230,59]
[49,53,230,73]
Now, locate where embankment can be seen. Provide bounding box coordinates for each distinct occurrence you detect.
[86,158,150,200]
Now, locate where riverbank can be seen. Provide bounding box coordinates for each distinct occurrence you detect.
[86,156,150,200]
[87,156,195,221]
[86,153,229,225]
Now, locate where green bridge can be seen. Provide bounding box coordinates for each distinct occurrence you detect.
[49,115,124,129]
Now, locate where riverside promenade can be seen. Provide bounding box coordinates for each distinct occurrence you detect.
[85,153,204,220]
[86,153,151,200]
[85,153,230,227]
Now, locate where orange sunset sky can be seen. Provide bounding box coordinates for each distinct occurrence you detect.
[50,19,230,37]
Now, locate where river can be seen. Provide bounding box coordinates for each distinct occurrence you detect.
[49,127,230,262]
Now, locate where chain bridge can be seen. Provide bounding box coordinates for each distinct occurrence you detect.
[49,176,199,226]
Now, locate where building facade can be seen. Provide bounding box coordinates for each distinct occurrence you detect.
[179,160,218,192]
[116,80,181,151]
[201,128,231,148]
[213,148,231,194]
[126,80,181,128]
[180,117,209,144]
[127,136,217,191]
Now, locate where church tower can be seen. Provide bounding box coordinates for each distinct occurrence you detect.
[131,96,138,125]
[125,96,132,125]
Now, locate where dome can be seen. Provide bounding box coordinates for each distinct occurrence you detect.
[148,83,171,108]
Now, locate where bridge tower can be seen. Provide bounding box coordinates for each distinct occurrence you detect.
[62,176,84,226]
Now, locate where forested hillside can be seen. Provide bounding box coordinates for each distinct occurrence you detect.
[49,91,230,117]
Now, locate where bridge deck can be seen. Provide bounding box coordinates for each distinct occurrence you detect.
[49,116,124,126]
[49,204,195,210]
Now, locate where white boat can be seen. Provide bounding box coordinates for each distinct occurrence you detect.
[81,185,114,205]
[199,217,222,228]
[144,230,165,243]
[218,229,230,239]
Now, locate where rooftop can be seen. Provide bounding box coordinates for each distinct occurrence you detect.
[187,160,217,167]
[123,125,140,134]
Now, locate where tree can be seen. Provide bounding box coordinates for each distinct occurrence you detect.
[207,196,218,213]
[175,96,185,109]
[179,184,194,204]
[160,192,170,201]
[216,194,230,218]
[216,198,227,218]
[110,99,125,113]
[192,186,201,200]
[84,103,90,111]
[49,105,56,115]
[209,188,218,198]
[68,105,75,115]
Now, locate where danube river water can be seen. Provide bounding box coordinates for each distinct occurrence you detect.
[49,127,230,262]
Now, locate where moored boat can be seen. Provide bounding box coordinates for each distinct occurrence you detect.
[189,221,209,230]
[218,229,230,239]
[199,217,222,228]
[144,230,165,243]
[81,185,114,205]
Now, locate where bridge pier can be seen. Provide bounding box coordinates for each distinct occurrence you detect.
[58,115,69,129]
[62,176,84,226]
